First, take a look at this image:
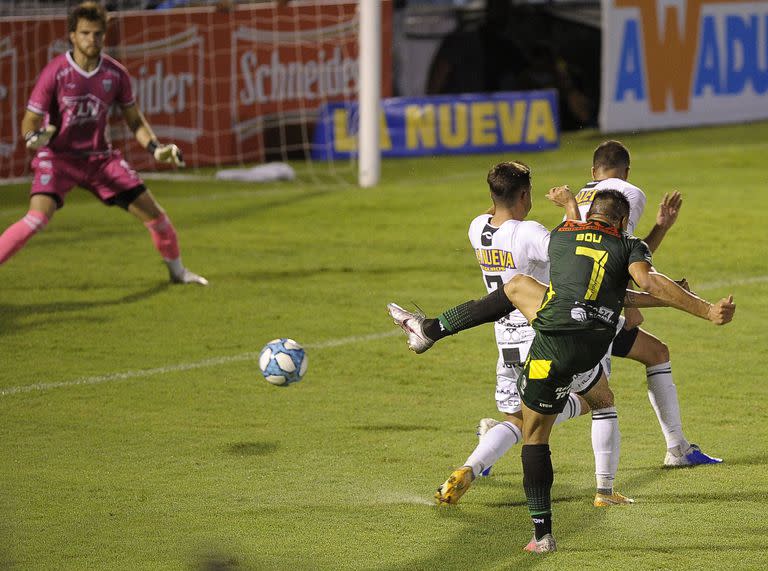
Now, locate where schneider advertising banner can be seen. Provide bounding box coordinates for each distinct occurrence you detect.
[312,90,559,160]
[600,0,768,132]
[0,2,392,178]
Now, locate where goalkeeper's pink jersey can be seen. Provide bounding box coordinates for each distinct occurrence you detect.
[26,51,135,156]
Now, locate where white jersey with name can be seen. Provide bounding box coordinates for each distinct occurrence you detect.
[468,214,608,413]
[468,214,550,371]
[572,178,647,235]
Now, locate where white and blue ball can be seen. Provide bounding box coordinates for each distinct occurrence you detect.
[258,338,308,386]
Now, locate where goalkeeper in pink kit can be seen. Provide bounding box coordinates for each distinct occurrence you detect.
[0,1,207,285]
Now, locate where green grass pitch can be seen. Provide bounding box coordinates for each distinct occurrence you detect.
[1,123,767,570]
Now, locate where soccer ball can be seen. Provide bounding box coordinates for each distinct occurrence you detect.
[258,338,308,386]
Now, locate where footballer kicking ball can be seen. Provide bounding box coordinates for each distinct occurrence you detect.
[258,338,308,386]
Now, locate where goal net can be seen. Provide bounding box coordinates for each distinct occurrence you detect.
[0,1,392,185]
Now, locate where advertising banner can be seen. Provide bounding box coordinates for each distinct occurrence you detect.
[0,2,392,178]
[312,90,559,160]
[600,0,768,132]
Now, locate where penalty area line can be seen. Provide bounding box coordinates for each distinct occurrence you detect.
[0,330,401,398]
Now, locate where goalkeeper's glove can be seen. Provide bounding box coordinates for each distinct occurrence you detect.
[24,125,57,150]
[147,141,185,167]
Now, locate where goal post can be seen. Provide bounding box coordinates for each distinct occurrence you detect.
[358,0,381,188]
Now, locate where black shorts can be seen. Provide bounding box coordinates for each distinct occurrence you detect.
[612,326,640,358]
[517,327,614,415]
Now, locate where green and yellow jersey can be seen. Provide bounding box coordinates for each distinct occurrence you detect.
[533,219,652,333]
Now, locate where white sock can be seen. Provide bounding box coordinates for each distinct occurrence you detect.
[464,421,521,478]
[165,257,184,277]
[554,393,582,425]
[646,362,689,452]
[591,407,620,494]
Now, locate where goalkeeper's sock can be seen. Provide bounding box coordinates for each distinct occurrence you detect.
[144,213,181,262]
[422,287,516,340]
[0,210,49,265]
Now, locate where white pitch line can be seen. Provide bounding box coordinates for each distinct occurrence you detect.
[2,275,764,399]
[695,275,768,290]
[0,330,400,398]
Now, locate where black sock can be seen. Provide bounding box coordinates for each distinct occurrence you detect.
[522,444,554,540]
[421,317,449,341]
[422,287,516,341]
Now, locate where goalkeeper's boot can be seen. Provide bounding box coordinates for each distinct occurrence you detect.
[170,268,209,286]
[664,443,722,467]
[386,303,434,354]
[593,491,635,507]
[435,466,474,505]
[523,534,557,554]
[476,418,500,476]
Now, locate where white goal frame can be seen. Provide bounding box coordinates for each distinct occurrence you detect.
[358,0,381,188]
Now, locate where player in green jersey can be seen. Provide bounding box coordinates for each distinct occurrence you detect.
[388,189,735,553]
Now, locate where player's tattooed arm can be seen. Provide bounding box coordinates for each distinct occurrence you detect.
[643,192,683,252]
[546,185,580,220]
[122,104,157,149]
[628,261,735,325]
[624,289,667,308]
[625,278,695,310]
[123,104,185,167]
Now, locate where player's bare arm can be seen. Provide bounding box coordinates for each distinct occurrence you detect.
[21,109,56,150]
[123,104,185,167]
[628,261,735,324]
[122,103,156,148]
[642,191,683,252]
[545,185,580,220]
[503,273,672,317]
[624,289,669,309]
[627,191,682,329]
[21,109,43,137]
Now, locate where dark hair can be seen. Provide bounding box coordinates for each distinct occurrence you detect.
[593,140,630,171]
[587,189,630,227]
[486,161,531,207]
[68,2,108,34]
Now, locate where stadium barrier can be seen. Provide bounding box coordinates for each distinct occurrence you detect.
[600,0,768,132]
[0,2,393,178]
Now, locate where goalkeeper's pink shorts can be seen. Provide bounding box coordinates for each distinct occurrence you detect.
[30,148,144,209]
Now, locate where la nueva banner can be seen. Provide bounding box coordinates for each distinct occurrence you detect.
[312,90,560,160]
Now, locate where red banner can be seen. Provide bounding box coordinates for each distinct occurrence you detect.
[0,2,392,178]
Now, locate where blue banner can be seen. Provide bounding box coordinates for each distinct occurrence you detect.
[311,90,560,160]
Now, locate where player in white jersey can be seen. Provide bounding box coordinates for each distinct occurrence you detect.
[567,141,721,467]
[398,161,633,510]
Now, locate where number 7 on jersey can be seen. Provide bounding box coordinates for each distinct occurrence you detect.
[575,246,608,300]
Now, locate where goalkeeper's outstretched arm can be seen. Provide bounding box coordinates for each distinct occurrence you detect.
[122,104,185,167]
